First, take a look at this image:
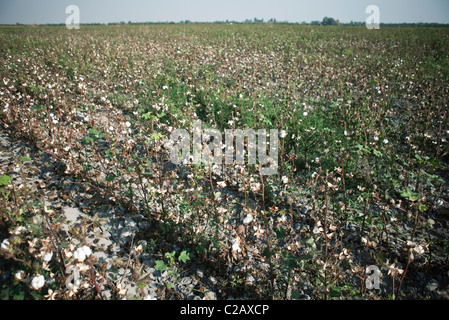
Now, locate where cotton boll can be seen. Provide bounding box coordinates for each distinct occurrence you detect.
[31,275,45,290]
[43,252,53,262]
[72,246,92,262]
[1,239,10,250]
[15,270,25,281]
[280,130,287,138]
[81,245,92,257]
[231,237,241,253]
[243,214,253,225]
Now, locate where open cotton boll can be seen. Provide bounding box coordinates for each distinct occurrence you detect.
[81,245,92,257]
[74,245,92,262]
[31,274,45,290]
[73,248,86,262]
[43,252,53,262]
[280,130,287,138]
[231,237,241,253]
[243,214,253,225]
[1,238,10,250]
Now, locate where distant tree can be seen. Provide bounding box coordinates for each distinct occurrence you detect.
[321,17,337,26]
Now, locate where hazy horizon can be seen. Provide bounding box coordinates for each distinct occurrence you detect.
[1,0,449,25]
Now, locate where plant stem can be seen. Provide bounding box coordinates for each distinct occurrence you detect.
[259,166,274,299]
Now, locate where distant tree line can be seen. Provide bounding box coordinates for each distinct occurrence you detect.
[5,17,449,28]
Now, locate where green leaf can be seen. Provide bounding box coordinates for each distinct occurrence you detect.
[262,247,271,259]
[155,260,167,272]
[400,188,419,202]
[373,149,382,157]
[142,112,155,120]
[106,174,115,182]
[376,252,385,263]
[106,149,114,158]
[83,136,94,144]
[0,175,12,186]
[282,252,297,269]
[178,250,190,263]
[13,291,25,300]
[165,251,176,260]
[329,288,342,298]
[150,132,163,140]
[21,156,31,162]
[418,203,428,212]
[305,237,316,249]
[275,225,286,240]
[88,128,99,136]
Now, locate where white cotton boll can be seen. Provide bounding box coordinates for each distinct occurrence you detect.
[15,270,24,281]
[278,215,287,223]
[232,242,241,253]
[1,239,10,250]
[74,247,86,262]
[281,176,288,184]
[125,121,131,127]
[81,245,92,257]
[232,238,241,253]
[43,252,53,262]
[243,214,253,225]
[217,181,227,188]
[414,245,425,255]
[280,130,287,138]
[31,275,45,290]
[313,226,323,234]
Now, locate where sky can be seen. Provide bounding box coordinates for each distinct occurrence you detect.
[0,0,449,25]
